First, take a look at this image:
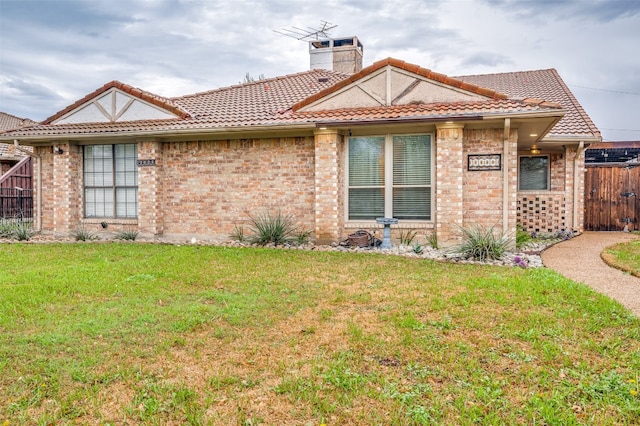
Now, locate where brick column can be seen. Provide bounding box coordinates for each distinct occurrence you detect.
[137,140,164,237]
[314,129,341,244]
[435,123,464,246]
[52,142,81,236]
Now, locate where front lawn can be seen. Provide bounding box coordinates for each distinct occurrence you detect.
[1,243,639,424]
[602,239,640,278]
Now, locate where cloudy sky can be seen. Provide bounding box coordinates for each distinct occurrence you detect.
[1,0,639,141]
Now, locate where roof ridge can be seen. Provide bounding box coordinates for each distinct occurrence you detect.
[455,68,559,79]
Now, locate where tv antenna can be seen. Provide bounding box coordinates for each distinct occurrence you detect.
[273,20,337,41]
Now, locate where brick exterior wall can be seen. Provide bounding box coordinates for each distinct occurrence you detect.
[160,137,316,240]
[435,123,464,246]
[33,127,582,243]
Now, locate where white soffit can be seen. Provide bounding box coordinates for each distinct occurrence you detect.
[53,88,179,124]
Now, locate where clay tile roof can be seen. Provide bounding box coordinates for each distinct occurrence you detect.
[456,69,600,139]
[0,112,35,157]
[291,57,509,112]
[43,80,192,124]
[287,98,562,124]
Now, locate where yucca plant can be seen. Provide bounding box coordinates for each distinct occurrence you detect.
[398,229,418,246]
[115,228,139,241]
[248,210,297,246]
[72,224,99,241]
[455,224,510,261]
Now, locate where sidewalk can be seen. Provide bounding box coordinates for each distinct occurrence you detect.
[541,231,640,316]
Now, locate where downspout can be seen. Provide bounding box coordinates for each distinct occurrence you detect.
[503,118,510,235]
[13,140,42,232]
[573,141,585,231]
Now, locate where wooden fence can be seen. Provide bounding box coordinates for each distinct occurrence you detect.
[584,164,640,231]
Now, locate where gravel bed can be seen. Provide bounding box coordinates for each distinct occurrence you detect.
[1,233,571,269]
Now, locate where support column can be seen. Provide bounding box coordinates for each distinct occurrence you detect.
[52,141,81,236]
[435,123,464,246]
[137,140,164,237]
[314,129,341,244]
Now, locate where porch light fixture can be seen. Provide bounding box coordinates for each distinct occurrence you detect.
[530,146,541,155]
[53,146,63,155]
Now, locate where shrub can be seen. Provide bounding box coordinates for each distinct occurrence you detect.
[248,210,297,246]
[516,224,531,248]
[455,224,510,261]
[13,223,34,241]
[72,224,99,241]
[230,224,246,242]
[115,228,139,241]
[426,232,438,249]
[398,229,418,246]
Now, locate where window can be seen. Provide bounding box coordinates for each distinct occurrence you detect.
[348,134,432,220]
[84,144,138,218]
[519,156,549,191]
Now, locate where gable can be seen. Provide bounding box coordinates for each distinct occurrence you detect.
[296,58,507,113]
[53,87,180,124]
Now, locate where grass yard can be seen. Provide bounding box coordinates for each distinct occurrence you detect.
[1,243,640,425]
[602,239,640,278]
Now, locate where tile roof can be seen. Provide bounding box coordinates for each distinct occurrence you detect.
[1,61,594,141]
[0,112,35,157]
[289,98,562,124]
[455,69,601,139]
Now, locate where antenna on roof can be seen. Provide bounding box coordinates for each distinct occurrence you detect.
[273,20,337,41]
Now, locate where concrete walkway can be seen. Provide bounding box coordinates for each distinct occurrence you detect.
[541,231,640,316]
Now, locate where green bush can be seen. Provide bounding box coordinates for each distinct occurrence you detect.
[398,229,418,245]
[455,224,510,261]
[248,210,297,246]
[516,224,531,248]
[72,224,99,241]
[115,228,139,241]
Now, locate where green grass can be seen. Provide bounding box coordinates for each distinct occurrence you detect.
[1,243,640,424]
[602,239,640,277]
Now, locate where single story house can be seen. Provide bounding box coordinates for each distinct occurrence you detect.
[0,37,601,245]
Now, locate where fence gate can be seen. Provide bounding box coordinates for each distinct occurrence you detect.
[585,164,640,231]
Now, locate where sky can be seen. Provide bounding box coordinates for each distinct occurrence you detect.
[1,0,639,141]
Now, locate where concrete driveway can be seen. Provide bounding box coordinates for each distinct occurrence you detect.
[541,231,640,316]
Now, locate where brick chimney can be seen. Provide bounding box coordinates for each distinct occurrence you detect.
[309,36,363,74]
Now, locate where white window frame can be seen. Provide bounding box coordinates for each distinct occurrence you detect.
[518,155,550,191]
[346,133,434,222]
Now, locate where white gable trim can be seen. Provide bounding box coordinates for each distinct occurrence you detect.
[52,88,179,124]
[300,65,491,112]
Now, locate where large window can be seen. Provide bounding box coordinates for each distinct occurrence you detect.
[348,134,432,220]
[519,156,549,191]
[84,144,138,218]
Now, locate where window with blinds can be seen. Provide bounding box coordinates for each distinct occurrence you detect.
[519,156,549,191]
[84,144,138,218]
[348,134,432,220]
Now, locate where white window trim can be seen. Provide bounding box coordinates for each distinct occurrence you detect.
[345,133,434,223]
[518,154,550,191]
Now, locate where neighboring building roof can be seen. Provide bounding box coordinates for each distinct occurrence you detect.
[0,112,35,158]
[586,142,640,164]
[456,69,601,140]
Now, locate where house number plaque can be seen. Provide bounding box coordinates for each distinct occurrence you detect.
[468,154,501,171]
[137,159,156,166]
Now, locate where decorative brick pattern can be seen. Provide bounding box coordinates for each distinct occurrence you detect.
[517,193,567,233]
